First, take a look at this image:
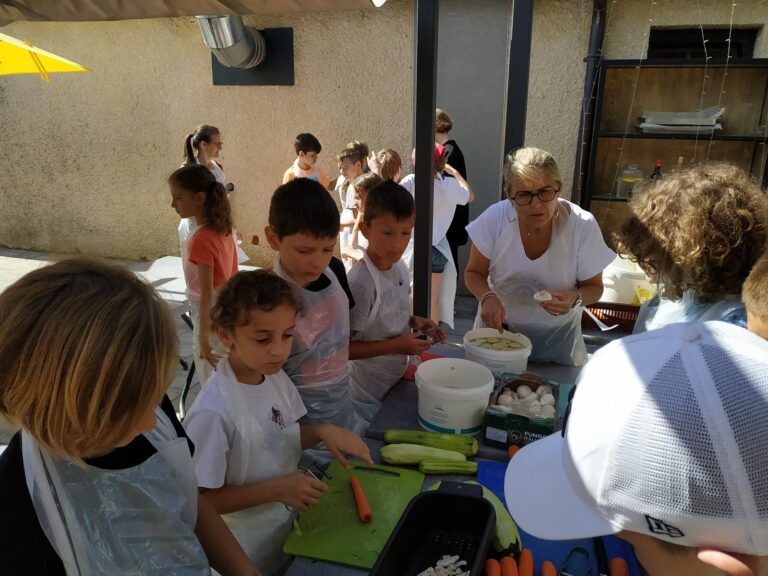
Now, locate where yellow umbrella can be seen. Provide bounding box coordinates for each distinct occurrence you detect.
[0,32,89,82]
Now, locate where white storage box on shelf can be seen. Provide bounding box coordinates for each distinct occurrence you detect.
[415,358,495,435]
[601,256,655,305]
[463,328,532,376]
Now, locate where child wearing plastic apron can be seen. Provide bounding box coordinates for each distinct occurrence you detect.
[275,258,360,434]
[349,254,412,422]
[23,406,209,575]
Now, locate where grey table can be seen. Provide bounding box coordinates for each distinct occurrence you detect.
[286,346,583,575]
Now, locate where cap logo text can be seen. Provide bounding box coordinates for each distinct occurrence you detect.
[646,515,685,538]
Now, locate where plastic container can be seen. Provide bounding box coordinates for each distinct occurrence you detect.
[370,482,495,576]
[601,256,655,305]
[616,164,644,199]
[415,358,495,435]
[463,328,532,376]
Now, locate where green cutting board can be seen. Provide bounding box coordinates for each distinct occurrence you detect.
[283,460,425,569]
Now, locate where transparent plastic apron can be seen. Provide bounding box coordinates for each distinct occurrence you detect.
[634,290,746,334]
[22,407,209,576]
[274,258,360,434]
[473,216,587,366]
[214,359,300,575]
[349,255,411,423]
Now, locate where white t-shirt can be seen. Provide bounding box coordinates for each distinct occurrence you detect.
[400,173,470,246]
[335,176,358,210]
[466,199,615,292]
[183,369,307,489]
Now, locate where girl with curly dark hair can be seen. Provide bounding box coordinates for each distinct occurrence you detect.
[615,162,768,333]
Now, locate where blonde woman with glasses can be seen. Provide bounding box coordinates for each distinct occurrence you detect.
[464,147,614,365]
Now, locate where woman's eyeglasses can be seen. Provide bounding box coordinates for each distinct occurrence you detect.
[510,186,559,206]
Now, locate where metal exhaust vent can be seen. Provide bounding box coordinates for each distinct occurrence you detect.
[196,15,266,69]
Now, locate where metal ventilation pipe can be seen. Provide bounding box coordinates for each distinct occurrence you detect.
[196,15,266,69]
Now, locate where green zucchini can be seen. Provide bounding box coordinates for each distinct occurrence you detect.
[418,460,478,474]
[383,429,479,456]
[379,443,466,465]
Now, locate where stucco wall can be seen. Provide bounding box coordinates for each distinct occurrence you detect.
[0,1,413,264]
[603,0,768,59]
[524,0,592,198]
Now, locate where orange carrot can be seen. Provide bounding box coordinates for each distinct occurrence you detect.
[349,476,372,523]
[518,548,534,576]
[541,560,557,576]
[508,445,521,459]
[610,558,630,576]
[485,558,501,576]
[500,556,518,576]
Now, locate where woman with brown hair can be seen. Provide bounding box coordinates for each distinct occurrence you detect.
[615,162,768,333]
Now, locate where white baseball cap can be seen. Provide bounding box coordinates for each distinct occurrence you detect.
[505,321,768,554]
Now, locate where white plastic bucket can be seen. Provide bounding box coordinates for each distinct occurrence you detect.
[601,256,655,305]
[415,358,495,435]
[463,328,532,376]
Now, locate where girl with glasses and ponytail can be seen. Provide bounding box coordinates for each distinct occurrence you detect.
[170,164,239,383]
[464,147,615,366]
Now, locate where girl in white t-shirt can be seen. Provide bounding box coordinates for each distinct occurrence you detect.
[400,143,476,327]
[183,270,373,575]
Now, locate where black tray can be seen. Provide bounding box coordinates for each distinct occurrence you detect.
[371,482,495,576]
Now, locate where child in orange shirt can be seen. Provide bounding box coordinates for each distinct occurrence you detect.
[170,164,239,383]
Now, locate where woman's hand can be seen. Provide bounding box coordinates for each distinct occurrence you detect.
[539,290,579,316]
[314,424,374,469]
[276,471,328,512]
[481,293,506,333]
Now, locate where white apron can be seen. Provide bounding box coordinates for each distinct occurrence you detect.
[473,213,587,366]
[215,360,300,575]
[274,258,360,434]
[349,255,411,422]
[22,408,209,576]
[402,235,457,329]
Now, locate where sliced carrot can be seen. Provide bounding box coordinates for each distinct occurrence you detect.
[485,558,501,576]
[610,558,630,576]
[518,548,534,576]
[508,445,521,459]
[349,476,372,523]
[500,556,518,576]
[541,560,557,576]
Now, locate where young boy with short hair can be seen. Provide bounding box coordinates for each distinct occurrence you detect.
[348,181,443,421]
[506,320,768,576]
[282,133,330,189]
[336,143,367,270]
[265,178,361,434]
[742,254,768,340]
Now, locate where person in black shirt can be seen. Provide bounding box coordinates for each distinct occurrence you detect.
[0,258,258,576]
[436,108,469,280]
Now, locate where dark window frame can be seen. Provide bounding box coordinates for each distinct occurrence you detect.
[647,27,758,60]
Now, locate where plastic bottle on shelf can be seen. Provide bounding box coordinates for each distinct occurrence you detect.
[617,164,644,199]
[650,159,662,181]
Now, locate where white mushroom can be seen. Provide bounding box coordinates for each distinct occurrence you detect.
[539,393,556,406]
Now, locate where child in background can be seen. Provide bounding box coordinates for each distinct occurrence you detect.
[371,148,403,182]
[335,143,366,271]
[348,181,444,421]
[170,164,239,383]
[265,178,362,435]
[742,253,768,339]
[282,133,330,189]
[184,270,372,574]
[0,258,257,576]
[343,172,384,268]
[400,143,475,327]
